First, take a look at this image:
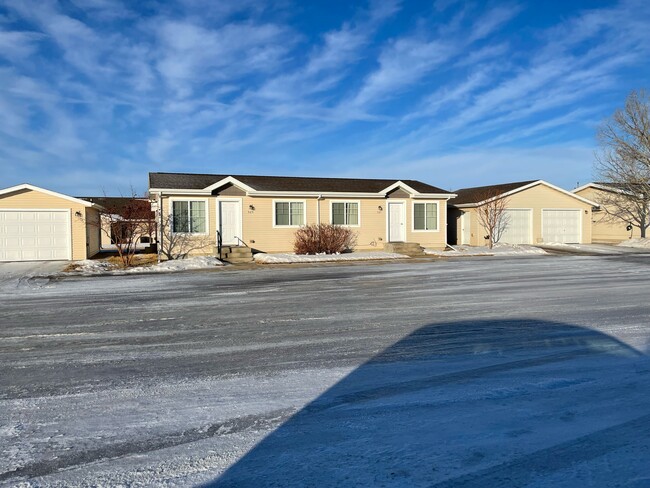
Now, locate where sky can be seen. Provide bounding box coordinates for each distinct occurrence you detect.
[0,0,649,196]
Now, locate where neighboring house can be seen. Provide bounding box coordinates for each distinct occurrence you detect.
[148,173,456,254]
[0,184,102,262]
[448,180,598,246]
[76,196,156,249]
[573,183,639,243]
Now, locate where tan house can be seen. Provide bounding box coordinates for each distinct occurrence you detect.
[573,183,638,243]
[448,180,598,246]
[148,173,455,256]
[0,184,102,261]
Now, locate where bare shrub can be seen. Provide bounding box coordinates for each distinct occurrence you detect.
[293,224,357,254]
[475,189,510,249]
[159,214,214,260]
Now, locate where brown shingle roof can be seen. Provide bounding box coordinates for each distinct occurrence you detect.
[450,180,539,205]
[148,172,452,195]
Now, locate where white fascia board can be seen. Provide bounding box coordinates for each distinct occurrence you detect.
[202,176,256,193]
[412,193,457,200]
[148,188,211,195]
[573,182,631,197]
[379,180,420,195]
[0,183,95,207]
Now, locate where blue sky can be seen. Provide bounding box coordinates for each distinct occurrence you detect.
[1,0,649,196]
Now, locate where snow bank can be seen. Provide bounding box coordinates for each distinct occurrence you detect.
[618,238,650,248]
[71,256,224,275]
[254,251,409,264]
[425,244,547,257]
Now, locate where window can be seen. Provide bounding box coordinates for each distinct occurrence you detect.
[275,201,304,226]
[172,200,206,233]
[414,202,438,231]
[331,202,359,226]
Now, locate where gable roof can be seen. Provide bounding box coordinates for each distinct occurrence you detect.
[450,180,538,205]
[76,196,154,218]
[450,180,599,207]
[148,172,454,197]
[0,183,98,207]
[574,182,648,195]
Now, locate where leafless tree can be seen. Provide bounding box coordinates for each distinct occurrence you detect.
[595,89,650,237]
[475,190,510,249]
[159,214,214,260]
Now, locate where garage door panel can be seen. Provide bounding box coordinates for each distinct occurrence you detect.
[542,209,581,243]
[0,210,71,261]
[500,209,533,244]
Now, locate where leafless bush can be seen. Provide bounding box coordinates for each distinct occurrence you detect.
[293,224,357,254]
[159,214,214,260]
[475,189,510,249]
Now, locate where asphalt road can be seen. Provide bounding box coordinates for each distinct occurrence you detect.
[1,255,650,486]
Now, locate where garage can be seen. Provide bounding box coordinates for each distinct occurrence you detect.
[500,209,532,244]
[542,209,582,243]
[0,184,102,262]
[0,210,71,261]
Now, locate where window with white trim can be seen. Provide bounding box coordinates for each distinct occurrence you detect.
[331,202,359,226]
[172,200,206,233]
[414,202,438,231]
[275,201,304,226]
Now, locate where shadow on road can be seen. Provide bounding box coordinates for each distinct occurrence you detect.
[207,319,647,487]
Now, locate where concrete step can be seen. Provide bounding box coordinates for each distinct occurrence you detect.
[219,245,254,263]
[383,242,425,255]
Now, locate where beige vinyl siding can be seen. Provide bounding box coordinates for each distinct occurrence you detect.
[85,208,101,257]
[159,196,216,255]
[0,188,90,260]
[158,193,450,254]
[574,187,637,243]
[451,184,593,246]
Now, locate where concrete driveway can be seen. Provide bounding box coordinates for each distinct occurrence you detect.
[0,261,67,288]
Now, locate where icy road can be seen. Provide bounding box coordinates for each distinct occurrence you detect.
[1,255,650,487]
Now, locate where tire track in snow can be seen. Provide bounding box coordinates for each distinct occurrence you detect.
[430,413,650,488]
[0,407,295,483]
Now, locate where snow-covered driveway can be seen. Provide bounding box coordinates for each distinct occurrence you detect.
[1,255,650,486]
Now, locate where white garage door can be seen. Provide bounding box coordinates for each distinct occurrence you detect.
[0,210,71,261]
[542,209,581,244]
[499,209,532,244]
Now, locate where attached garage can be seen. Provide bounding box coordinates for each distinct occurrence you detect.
[0,184,102,262]
[448,180,598,246]
[500,209,532,244]
[542,209,582,244]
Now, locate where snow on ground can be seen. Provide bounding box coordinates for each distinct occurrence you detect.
[618,238,650,248]
[253,251,408,263]
[70,256,224,275]
[1,256,650,487]
[540,242,650,254]
[425,243,547,256]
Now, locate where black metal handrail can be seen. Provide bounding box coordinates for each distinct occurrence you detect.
[234,236,248,248]
[216,230,223,260]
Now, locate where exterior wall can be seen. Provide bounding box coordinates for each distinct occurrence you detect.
[449,184,593,246]
[158,193,450,254]
[0,188,91,260]
[574,187,637,243]
[85,208,101,258]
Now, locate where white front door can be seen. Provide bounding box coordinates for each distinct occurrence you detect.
[542,209,581,243]
[461,212,471,245]
[218,200,242,246]
[388,202,405,242]
[0,210,71,261]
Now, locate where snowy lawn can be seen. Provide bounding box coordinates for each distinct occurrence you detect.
[68,256,224,275]
[618,238,650,248]
[253,251,409,263]
[1,257,650,486]
[425,243,547,256]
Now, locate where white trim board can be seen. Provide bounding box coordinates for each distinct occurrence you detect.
[0,183,96,207]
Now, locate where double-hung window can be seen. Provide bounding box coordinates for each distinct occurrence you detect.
[413,202,438,231]
[172,200,206,233]
[275,201,305,226]
[331,202,359,226]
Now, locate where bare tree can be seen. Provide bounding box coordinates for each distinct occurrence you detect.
[595,89,650,237]
[475,190,510,249]
[83,194,155,267]
[159,214,214,260]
